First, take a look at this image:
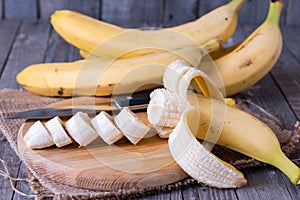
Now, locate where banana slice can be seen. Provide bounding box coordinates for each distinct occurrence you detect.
[153,126,173,139]
[65,112,98,147]
[114,107,150,145]
[91,111,123,145]
[45,116,73,147]
[147,88,182,128]
[163,60,191,93]
[24,121,54,149]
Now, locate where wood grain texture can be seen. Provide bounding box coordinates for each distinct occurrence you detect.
[286,0,300,26]
[44,29,81,63]
[18,97,187,191]
[0,0,3,19]
[101,0,164,28]
[182,184,237,200]
[0,140,22,200]
[13,162,33,200]
[39,0,101,20]
[4,0,38,20]
[236,167,293,200]
[0,20,20,78]
[164,0,198,27]
[0,21,50,89]
[271,46,300,120]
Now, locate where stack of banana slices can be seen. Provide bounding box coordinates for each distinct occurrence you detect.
[24,108,150,148]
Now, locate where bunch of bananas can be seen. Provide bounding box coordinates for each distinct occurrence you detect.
[18,0,300,188]
[17,0,282,97]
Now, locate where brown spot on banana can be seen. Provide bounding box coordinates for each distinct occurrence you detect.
[239,59,253,68]
[57,87,64,96]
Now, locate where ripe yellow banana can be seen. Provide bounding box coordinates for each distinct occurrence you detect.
[51,0,245,59]
[148,61,300,185]
[17,39,220,96]
[206,0,283,96]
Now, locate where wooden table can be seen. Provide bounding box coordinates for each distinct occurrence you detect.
[0,19,299,200]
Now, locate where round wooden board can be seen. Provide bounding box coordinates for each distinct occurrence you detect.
[17,97,187,191]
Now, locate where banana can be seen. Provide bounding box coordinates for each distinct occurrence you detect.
[206,0,283,96]
[17,39,220,97]
[65,112,98,147]
[51,0,244,59]
[159,59,247,188]
[148,61,300,185]
[114,107,150,145]
[91,111,123,145]
[24,121,54,149]
[45,116,73,147]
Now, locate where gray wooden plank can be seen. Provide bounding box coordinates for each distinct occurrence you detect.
[0,0,3,19]
[138,189,183,200]
[13,162,33,200]
[164,0,198,27]
[279,170,300,200]
[271,45,300,120]
[236,166,293,200]
[5,0,38,20]
[44,29,81,63]
[198,0,224,17]
[0,21,51,89]
[255,0,269,25]
[182,184,237,200]
[101,0,164,28]
[286,0,300,26]
[0,20,20,78]
[39,0,101,20]
[0,139,22,200]
[284,27,300,64]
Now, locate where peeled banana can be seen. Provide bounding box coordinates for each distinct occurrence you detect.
[51,0,245,59]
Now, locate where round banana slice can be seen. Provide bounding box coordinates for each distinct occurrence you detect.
[65,112,98,147]
[147,88,182,127]
[24,121,54,149]
[114,107,150,145]
[45,116,73,147]
[91,111,123,145]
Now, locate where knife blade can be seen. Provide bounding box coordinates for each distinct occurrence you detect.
[6,91,151,119]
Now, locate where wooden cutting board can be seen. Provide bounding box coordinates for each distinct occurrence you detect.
[17,97,187,191]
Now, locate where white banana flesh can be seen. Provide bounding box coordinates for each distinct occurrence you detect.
[169,112,246,188]
[91,111,123,145]
[65,112,98,147]
[24,121,54,149]
[45,116,73,147]
[114,107,150,145]
[147,88,182,128]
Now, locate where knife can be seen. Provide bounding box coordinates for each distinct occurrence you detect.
[6,91,151,119]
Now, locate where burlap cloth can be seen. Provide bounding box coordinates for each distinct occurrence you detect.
[0,89,299,199]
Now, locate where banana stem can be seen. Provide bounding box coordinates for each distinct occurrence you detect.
[272,152,300,184]
[266,0,283,25]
